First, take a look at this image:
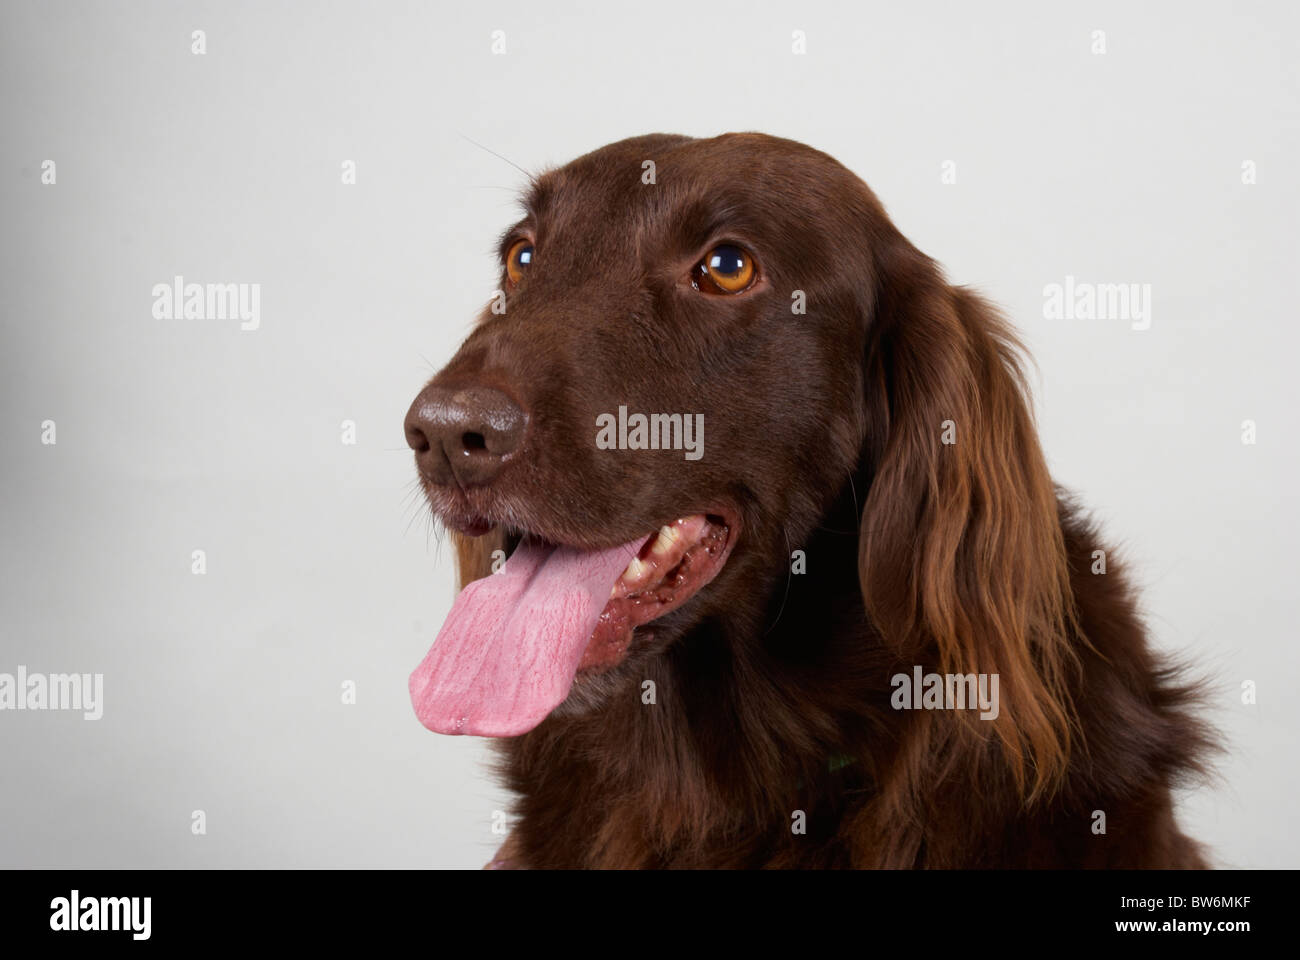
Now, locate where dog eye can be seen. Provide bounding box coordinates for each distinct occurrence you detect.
[505,239,534,286]
[694,244,756,294]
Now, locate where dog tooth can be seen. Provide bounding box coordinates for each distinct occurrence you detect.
[650,524,679,557]
[623,556,650,584]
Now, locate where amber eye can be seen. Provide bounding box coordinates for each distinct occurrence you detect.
[505,239,534,286]
[694,244,756,294]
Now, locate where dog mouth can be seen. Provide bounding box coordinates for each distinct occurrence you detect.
[409,511,737,737]
[585,514,734,671]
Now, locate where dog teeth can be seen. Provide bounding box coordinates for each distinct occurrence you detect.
[613,521,693,594]
[623,556,651,584]
[650,524,680,557]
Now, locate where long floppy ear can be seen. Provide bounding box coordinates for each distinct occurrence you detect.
[859,239,1081,801]
[452,529,507,590]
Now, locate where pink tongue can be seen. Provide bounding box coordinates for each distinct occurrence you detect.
[409,537,643,737]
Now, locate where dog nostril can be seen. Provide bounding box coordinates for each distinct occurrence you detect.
[462,432,487,452]
[406,424,431,454]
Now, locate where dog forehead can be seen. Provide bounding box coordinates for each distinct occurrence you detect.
[527,133,861,259]
[543,133,845,204]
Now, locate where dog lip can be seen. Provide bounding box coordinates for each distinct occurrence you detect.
[503,505,742,559]
[449,516,494,538]
[429,482,743,561]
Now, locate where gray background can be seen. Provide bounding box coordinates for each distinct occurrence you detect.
[1,0,1296,868]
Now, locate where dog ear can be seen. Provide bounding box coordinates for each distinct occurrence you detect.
[858,240,1081,800]
[452,529,507,590]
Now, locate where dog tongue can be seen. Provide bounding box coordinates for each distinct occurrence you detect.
[409,537,642,737]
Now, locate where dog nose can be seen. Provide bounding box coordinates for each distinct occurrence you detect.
[404,384,527,487]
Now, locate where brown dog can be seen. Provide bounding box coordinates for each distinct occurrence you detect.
[404,133,1213,868]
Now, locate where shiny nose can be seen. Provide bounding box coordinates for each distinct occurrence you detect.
[404,384,527,487]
